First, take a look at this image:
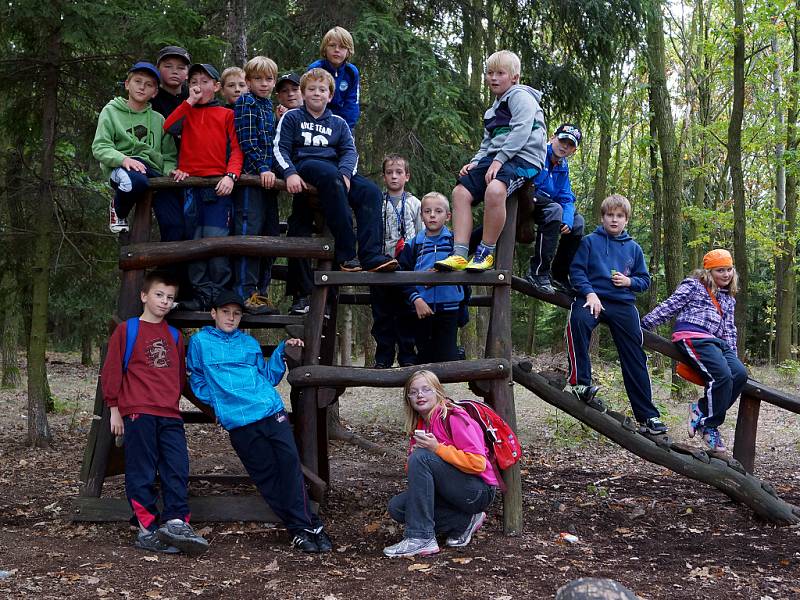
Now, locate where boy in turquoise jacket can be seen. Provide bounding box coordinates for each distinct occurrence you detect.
[186,291,332,553]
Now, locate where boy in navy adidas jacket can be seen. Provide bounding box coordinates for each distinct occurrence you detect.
[273,68,396,273]
[101,270,208,555]
[565,194,667,435]
[398,192,464,363]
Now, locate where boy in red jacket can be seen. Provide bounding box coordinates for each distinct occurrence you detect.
[101,270,208,555]
[164,63,244,311]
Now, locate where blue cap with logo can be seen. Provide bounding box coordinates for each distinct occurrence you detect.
[128,61,160,82]
[555,123,582,147]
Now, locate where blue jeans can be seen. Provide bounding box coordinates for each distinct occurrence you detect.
[232,186,279,297]
[388,449,495,539]
[183,187,232,304]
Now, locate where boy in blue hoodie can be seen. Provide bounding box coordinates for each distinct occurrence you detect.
[565,194,667,434]
[398,192,464,363]
[186,290,332,553]
[273,68,396,273]
[307,26,360,132]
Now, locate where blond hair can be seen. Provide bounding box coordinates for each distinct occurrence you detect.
[486,50,521,79]
[690,268,739,296]
[320,26,354,60]
[301,68,335,95]
[220,66,245,85]
[421,191,449,211]
[243,56,278,80]
[402,370,451,434]
[600,193,631,219]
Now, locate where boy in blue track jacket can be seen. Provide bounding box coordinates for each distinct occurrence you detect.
[398,192,464,364]
[307,26,360,131]
[273,68,396,273]
[565,194,668,435]
[187,291,332,553]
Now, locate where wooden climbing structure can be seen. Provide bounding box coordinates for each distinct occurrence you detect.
[75,176,800,529]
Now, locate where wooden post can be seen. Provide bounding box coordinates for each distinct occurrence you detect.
[484,194,522,535]
[733,394,761,473]
[316,290,339,486]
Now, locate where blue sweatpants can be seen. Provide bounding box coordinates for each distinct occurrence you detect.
[123,414,190,531]
[184,186,232,305]
[232,186,279,298]
[228,410,321,534]
[676,337,747,428]
[565,297,659,422]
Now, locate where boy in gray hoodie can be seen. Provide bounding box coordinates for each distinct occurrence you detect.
[435,50,546,272]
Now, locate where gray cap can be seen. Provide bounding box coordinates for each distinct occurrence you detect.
[188,63,221,81]
[156,45,191,65]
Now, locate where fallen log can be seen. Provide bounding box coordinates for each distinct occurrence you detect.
[513,361,800,525]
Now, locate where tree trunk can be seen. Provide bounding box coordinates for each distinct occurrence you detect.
[80,308,93,367]
[339,302,353,367]
[1,271,21,388]
[728,0,748,358]
[776,4,799,363]
[592,63,612,221]
[224,0,248,67]
[525,299,538,355]
[27,27,61,447]
[647,101,664,314]
[646,0,684,293]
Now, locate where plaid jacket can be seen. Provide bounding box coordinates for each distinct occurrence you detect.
[641,277,738,353]
[234,93,274,175]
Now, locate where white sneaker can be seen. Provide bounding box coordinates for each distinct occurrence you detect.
[383,537,439,558]
[446,512,486,547]
[109,200,129,233]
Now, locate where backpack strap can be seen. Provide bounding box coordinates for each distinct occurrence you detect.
[704,285,723,315]
[122,318,180,373]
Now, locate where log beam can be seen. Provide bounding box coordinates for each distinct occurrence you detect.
[315,270,511,287]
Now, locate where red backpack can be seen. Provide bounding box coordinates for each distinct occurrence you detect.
[449,399,522,470]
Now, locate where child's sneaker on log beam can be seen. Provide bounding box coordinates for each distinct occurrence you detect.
[434,254,468,271]
[383,536,440,558]
[289,295,311,315]
[339,257,362,272]
[465,245,495,272]
[640,416,668,435]
[567,384,600,405]
[156,519,209,556]
[244,292,279,315]
[109,200,129,233]
[687,402,703,438]
[702,427,727,452]
[367,257,399,272]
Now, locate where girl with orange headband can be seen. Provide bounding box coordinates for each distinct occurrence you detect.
[641,249,748,452]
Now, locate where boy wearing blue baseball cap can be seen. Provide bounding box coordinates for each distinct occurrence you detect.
[92,62,178,233]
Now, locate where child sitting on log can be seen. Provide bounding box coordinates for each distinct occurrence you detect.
[91,62,178,234]
[397,192,463,364]
[642,249,747,452]
[434,49,546,272]
[565,194,668,435]
[384,370,497,558]
[164,63,244,311]
[101,270,208,555]
[273,68,397,273]
[187,290,333,553]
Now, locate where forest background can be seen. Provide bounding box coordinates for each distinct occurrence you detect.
[0,0,798,447]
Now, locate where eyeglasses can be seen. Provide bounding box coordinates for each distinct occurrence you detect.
[407,386,434,398]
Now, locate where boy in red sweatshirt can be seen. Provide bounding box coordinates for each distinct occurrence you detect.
[101,270,208,555]
[164,63,244,311]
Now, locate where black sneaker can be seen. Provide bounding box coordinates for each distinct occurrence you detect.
[156,519,209,556]
[314,527,333,552]
[569,384,600,404]
[135,531,180,554]
[641,417,668,435]
[291,529,320,553]
[179,298,206,312]
[289,295,311,315]
[340,258,362,272]
[373,363,390,369]
[552,278,575,295]
[525,272,555,295]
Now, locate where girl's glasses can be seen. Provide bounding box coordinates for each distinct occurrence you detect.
[408,386,434,398]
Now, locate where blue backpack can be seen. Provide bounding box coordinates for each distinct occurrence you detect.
[122,317,180,373]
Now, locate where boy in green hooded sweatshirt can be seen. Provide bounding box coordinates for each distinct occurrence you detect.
[92,62,178,234]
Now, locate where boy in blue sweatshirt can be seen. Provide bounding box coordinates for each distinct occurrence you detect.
[307,26,360,132]
[273,68,396,273]
[186,291,332,553]
[565,194,667,434]
[398,192,464,364]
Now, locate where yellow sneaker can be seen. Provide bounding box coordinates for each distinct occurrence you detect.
[465,252,495,272]
[434,254,469,271]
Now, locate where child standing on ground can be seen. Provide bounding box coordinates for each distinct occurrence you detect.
[435,50,546,273]
[233,56,280,315]
[92,62,177,234]
[371,154,422,368]
[308,26,360,132]
[101,271,208,555]
[273,68,396,273]
[220,67,248,109]
[565,194,668,434]
[398,192,463,364]
[384,370,497,558]
[164,63,243,311]
[187,291,333,553]
[642,249,747,451]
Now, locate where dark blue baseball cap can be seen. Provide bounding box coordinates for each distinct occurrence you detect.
[212,290,244,309]
[188,63,221,81]
[128,62,160,82]
[555,123,582,147]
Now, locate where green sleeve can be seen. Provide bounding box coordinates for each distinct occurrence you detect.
[161,131,177,175]
[91,106,126,169]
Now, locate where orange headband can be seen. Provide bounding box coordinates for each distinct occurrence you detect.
[703,249,733,270]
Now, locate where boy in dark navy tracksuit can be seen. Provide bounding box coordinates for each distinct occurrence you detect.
[565,194,667,434]
[398,192,464,364]
[273,68,396,273]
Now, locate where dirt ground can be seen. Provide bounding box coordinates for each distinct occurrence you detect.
[1,352,799,599]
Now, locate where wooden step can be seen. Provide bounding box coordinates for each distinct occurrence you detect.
[167,311,303,329]
[337,292,493,306]
[314,270,511,287]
